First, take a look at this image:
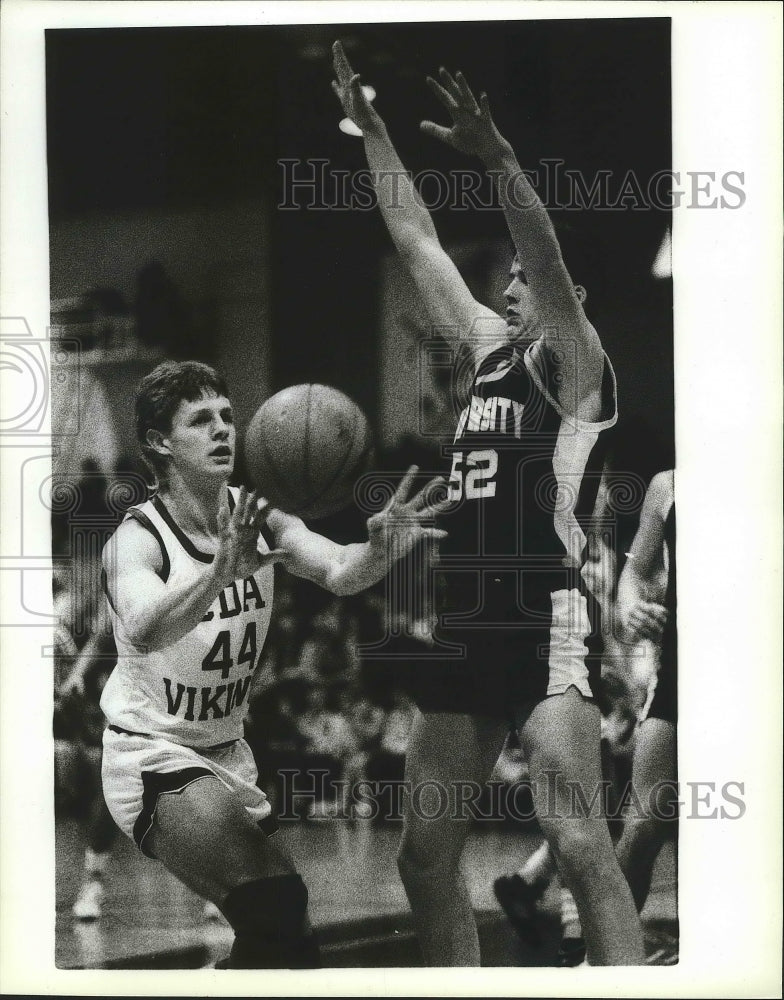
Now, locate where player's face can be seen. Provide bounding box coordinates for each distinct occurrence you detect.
[165,392,235,481]
[503,259,539,337]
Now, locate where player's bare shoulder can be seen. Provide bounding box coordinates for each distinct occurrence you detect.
[646,470,675,519]
[102,515,165,579]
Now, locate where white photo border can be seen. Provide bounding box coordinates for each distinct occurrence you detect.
[1,1,781,996]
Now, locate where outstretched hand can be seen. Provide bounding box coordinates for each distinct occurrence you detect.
[213,486,287,588]
[420,67,509,160]
[367,465,450,560]
[620,599,669,643]
[331,40,383,136]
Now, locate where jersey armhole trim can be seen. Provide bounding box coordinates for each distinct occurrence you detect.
[125,508,171,582]
[152,494,214,564]
[524,344,619,432]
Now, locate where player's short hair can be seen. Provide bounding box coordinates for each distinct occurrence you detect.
[135,360,229,479]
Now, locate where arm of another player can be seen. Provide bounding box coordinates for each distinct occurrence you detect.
[268,465,448,596]
[59,632,102,699]
[421,68,605,421]
[103,487,286,650]
[331,41,506,371]
[615,471,674,643]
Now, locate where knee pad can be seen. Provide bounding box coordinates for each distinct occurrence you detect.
[222,873,308,939]
[221,874,316,969]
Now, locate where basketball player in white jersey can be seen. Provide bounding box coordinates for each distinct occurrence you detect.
[332,43,644,965]
[615,471,677,926]
[100,360,446,968]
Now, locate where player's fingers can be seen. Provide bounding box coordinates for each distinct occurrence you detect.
[624,614,642,637]
[479,91,493,120]
[252,497,273,526]
[332,40,353,82]
[217,490,231,535]
[389,464,419,507]
[408,475,447,511]
[259,548,288,566]
[426,75,459,114]
[639,603,666,625]
[454,70,479,111]
[637,613,663,637]
[411,478,451,516]
[437,66,463,104]
[420,120,454,145]
[233,484,248,523]
[421,528,449,542]
[242,491,256,527]
[248,490,259,527]
[422,498,454,517]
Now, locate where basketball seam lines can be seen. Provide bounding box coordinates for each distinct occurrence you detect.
[301,399,368,516]
[258,437,296,510]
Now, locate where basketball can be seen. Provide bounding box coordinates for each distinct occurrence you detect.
[244,384,374,520]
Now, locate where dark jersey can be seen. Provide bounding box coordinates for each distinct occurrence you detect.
[435,340,617,629]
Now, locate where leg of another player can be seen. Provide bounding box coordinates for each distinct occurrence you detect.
[615,717,677,911]
[73,747,118,920]
[397,711,509,966]
[520,687,645,965]
[493,839,557,942]
[147,775,316,968]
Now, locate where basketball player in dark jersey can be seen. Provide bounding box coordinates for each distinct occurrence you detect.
[332,43,644,965]
[615,470,677,915]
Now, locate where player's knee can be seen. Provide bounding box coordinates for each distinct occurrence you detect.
[621,811,668,848]
[397,827,461,883]
[543,820,605,882]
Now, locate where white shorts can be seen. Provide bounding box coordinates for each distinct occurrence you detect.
[102,727,273,858]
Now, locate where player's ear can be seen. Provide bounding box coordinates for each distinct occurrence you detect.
[145,428,170,459]
[574,284,588,305]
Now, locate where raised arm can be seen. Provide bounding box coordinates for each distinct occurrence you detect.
[103,487,285,651]
[269,465,447,596]
[331,42,506,370]
[615,471,674,643]
[420,68,605,420]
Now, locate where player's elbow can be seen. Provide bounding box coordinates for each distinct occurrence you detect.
[122,612,167,652]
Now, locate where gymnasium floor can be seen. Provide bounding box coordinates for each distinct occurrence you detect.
[55,815,677,969]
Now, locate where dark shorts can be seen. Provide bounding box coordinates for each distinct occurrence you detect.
[366,588,602,720]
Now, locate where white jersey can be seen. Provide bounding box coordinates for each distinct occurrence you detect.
[101,488,274,748]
